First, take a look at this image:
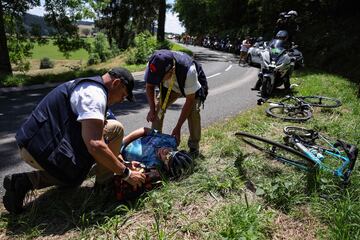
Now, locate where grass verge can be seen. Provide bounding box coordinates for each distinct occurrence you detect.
[1,70,359,239]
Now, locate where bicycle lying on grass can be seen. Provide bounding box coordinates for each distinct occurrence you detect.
[259,95,342,121]
[235,126,358,183]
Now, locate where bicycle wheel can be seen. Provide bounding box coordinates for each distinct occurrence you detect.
[283,126,318,140]
[266,105,312,121]
[299,96,341,108]
[235,131,315,171]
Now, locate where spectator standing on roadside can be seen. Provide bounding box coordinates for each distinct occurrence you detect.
[239,36,252,65]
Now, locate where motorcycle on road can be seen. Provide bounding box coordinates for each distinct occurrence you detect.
[258,39,296,98]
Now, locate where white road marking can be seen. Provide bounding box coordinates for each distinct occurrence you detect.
[209,68,258,96]
[0,134,15,145]
[208,73,221,79]
[225,65,232,72]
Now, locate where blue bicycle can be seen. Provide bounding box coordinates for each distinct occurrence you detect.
[235,127,358,182]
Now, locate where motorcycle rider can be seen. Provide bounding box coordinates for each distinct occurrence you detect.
[274,10,300,44]
[251,31,293,91]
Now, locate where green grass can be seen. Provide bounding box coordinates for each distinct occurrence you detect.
[30,38,92,60]
[1,42,191,87]
[1,69,359,239]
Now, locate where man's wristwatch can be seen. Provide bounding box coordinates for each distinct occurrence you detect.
[122,167,132,181]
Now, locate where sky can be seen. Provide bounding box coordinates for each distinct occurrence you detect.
[27,0,185,34]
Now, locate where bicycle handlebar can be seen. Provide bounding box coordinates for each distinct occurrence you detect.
[334,140,358,171]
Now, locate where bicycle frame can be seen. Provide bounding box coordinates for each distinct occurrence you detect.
[291,135,352,181]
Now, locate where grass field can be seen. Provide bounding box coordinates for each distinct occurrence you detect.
[1,70,359,239]
[3,41,190,87]
[30,38,92,61]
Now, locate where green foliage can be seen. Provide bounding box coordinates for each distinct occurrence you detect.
[125,31,157,65]
[256,176,307,212]
[1,74,27,86]
[39,57,54,69]
[206,204,272,239]
[87,33,115,65]
[174,0,360,82]
[94,1,159,49]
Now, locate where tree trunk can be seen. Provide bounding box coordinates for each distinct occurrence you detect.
[0,1,12,80]
[157,0,166,42]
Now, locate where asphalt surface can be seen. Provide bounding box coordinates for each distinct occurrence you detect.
[0,44,260,198]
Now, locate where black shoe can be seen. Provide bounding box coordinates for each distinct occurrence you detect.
[189,148,200,158]
[251,87,260,91]
[3,173,33,214]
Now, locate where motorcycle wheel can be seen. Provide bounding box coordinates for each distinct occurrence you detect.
[261,78,273,98]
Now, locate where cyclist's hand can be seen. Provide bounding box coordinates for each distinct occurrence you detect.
[125,170,146,191]
[124,161,142,170]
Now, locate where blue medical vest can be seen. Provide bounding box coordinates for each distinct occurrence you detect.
[16,76,107,185]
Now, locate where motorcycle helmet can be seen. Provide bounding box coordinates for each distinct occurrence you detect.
[275,30,289,40]
[168,150,193,177]
[257,36,264,42]
[279,12,287,18]
[287,10,298,17]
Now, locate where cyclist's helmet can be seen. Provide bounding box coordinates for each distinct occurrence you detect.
[275,30,289,40]
[287,10,298,17]
[257,36,264,42]
[168,150,193,177]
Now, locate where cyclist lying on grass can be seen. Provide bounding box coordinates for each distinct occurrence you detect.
[113,126,193,200]
[121,127,193,178]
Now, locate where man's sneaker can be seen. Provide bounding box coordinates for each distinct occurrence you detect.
[189,148,200,158]
[3,173,33,214]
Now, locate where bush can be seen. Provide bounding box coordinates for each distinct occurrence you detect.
[156,40,172,50]
[125,31,157,65]
[40,57,54,69]
[87,32,113,65]
[1,75,27,87]
[87,53,101,66]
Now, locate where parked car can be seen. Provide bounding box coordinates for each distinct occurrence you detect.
[246,41,267,66]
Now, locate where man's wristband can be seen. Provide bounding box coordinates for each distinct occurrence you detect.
[122,167,131,181]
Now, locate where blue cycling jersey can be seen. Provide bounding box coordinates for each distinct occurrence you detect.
[121,130,177,168]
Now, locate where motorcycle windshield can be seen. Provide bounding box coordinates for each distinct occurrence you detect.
[268,39,287,61]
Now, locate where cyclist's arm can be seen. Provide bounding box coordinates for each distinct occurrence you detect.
[123,127,151,146]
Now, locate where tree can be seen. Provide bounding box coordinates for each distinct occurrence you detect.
[95,0,158,49]
[43,0,94,58]
[0,0,12,79]
[0,0,94,82]
[157,0,166,42]
[0,0,40,80]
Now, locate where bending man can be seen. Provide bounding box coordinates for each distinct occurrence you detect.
[144,50,208,157]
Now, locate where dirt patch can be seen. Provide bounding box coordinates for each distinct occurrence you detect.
[271,206,326,240]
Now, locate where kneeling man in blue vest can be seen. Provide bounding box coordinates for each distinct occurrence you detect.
[3,50,207,214]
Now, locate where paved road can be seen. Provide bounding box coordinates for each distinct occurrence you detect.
[0,44,260,198]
